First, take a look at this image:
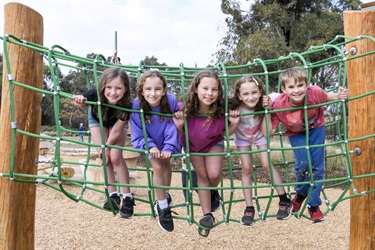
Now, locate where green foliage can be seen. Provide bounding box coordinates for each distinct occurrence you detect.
[218,0,361,65]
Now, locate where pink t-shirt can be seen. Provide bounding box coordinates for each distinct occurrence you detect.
[180,116,225,153]
[271,85,327,137]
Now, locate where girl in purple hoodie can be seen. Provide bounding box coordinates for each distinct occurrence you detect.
[130,70,180,233]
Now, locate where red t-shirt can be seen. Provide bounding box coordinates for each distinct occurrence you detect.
[271,85,327,137]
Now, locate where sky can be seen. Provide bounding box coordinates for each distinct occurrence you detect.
[1,0,373,69]
[0,0,253,68]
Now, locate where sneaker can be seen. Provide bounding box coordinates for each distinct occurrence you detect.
[154,203,174,232]
[211,190,221,212]
[308,206,325,223]
[198,213,215,237]
[241,206,255,226]
[277,201,293,220]
[166,193,173,206]
[291,193,307,212]
[103,194,120,211]
[119,197,135,219]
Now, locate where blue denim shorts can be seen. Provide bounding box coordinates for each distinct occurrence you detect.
[88,107,100,128]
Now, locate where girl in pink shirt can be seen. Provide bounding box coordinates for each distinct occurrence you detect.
[174,70,239,237]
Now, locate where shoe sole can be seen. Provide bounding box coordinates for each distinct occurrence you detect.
[311,217,325,223]
[198,216,214,237]
[154,203,173,233]
[119,211,133,219]
[240,220,253,226]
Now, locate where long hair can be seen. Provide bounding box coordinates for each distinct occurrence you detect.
[135,70,171,123]
[184,70,225,121]
[229,75,265,120]
[93,67,131,122]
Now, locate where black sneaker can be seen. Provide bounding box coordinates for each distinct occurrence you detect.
[211,190,221,212]
[154,203,174,232]
[120,197,135,219]
[241,206,255,226]
[166,193,173,206]
[103,194,120,211]
[198,213,215,237]
[277,201,293,220]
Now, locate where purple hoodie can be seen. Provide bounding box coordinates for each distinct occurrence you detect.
[130,93,180,154]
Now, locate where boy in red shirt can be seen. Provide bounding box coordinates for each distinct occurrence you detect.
[262,68,348,223]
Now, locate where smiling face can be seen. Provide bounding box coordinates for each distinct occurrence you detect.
[141,76,166,107]
[238,81,262,109]
[195,77,219,111]
[281,78,308,106]
[103,76,126,104]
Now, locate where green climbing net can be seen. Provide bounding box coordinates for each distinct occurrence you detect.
[1,34,375,230]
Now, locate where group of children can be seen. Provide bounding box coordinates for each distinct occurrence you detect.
[72,66,348,236]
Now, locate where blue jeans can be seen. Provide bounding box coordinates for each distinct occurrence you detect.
[289,126,325,207]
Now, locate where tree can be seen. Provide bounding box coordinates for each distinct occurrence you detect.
[218,0,361,66]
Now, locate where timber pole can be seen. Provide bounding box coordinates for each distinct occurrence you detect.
[343,3,375,250]
[0,3,43,250]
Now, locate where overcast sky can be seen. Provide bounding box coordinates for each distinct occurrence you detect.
[1,0,372,69]
[0,0,253,68]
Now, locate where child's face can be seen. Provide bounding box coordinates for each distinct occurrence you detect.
[238,81,262,109]
[104,76,126,104]
[195,77,219,108]
[141,76,166,107]
[281,79,308,106]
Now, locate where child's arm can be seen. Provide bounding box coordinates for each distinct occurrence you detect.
[72,94,88,108]
[227,110,240,136]
[106,119,127,146]
[261,95,277,136]
[172,111,185,134]
[327,86,348,101]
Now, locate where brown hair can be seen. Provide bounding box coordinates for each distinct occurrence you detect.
[229,75,265,120]
[280,68,308,87]
[93,67,131,121]
[135,70,171,123]
[183,70,225,121]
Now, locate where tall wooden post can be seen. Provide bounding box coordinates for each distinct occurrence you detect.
[0,3,43,250]
[343,5,375,250]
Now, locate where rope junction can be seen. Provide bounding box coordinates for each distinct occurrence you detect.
[1,34,375,230]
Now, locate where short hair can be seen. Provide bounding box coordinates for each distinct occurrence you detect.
[280,68,307,87]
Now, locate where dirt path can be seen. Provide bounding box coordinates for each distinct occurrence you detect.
[35,153,350,250]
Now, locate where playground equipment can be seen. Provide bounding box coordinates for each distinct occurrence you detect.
[0,2,374,250]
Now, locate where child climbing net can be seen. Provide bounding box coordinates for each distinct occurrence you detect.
[1,33,375,237]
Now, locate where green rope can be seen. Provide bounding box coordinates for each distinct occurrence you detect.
[1,34,375,229]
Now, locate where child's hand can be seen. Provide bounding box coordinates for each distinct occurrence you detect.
[229,110,240,124]
[160,151,172,159]
[338,87,348,100]
[262,95,272,108]
[149,147,161,159]
[172,111,184,133]
[73,94,87,104]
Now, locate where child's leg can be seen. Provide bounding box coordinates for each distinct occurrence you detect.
[307,126,326,207]
[257,145,286,196]
[289,134,310,196]
[108,126,130,195]
[150,157,168,202]
[205,145,225,187]
[91,127,117,194]
[191,155,211,215]
[237,146,254,207]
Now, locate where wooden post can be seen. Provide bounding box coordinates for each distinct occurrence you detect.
[0,3,43,250]
[343,6,375,250]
